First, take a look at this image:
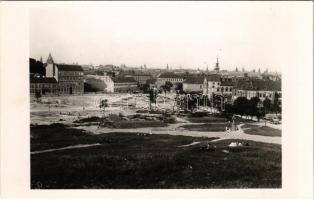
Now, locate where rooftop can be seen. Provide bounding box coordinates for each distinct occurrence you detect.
[158,72,185,79]
[56,64,84,72]
[30,77,57,84]
[184,76,205,84]
[113,76,137,83]
[235,79,281,91]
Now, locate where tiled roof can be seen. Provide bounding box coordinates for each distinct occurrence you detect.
[56,64,83,72]
[158,72,185,79]
[113,76,137,83]
[30,77,57,84]
[184,76,205,84]
[221,81,235,86]
[235,79,281,91]
[206,74,221,82]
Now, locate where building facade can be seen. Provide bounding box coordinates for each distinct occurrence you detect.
[156,72,185,89]
[183,76,205,93]
[30,77,58,95]
[232,79,281,103]
[113,76,138,93]
[36,53,85,95]
[203,74,221,97]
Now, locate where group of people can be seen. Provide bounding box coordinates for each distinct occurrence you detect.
[225,119,238,133]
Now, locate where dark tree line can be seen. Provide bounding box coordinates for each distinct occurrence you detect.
[224,94,281,121]
[30,58,45,76]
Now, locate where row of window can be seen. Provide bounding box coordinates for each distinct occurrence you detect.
[59,71,84,76]
[217,87,232,92]
[59,76,84,81]
[30,84,57,89]
[162,78,183,82]
[236,90,276,98]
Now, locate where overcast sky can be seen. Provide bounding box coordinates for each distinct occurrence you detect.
[30,2,311,72]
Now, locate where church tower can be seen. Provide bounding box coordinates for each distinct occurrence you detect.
[45,53,58,81]
[214,56,220,73]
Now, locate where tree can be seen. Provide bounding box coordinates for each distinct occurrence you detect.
[272,92,281,114]
[149,88,158,110]
[29,58,45,76]
[248,97,260,120]
[99,99,108,116]
[162,81,173,95]
[233,97,249,117]
[263,97,271,114]
[141,83,151,94]
[175,83,183,93]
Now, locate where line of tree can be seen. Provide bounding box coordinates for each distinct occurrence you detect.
[224,94,281,121]
[30,58,45,76]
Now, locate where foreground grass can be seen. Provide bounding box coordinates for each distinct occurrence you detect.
[244,126,281,137]
[31,123,102,152]
[186,116,228,123]
[31,126,281,189]
[180,123,227,132]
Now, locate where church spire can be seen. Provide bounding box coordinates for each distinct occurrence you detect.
[46,53,54,64]
[214,56,220,72]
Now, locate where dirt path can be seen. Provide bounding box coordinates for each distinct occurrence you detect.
[210,124,281,144]
[76,122,281,145]
[31,143,101,155]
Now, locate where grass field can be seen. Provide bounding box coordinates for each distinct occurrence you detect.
[241,124,260,129]
[186,116,228,123]
[243,126,281,137]
[31,124,281,189]
[180,123,227,132]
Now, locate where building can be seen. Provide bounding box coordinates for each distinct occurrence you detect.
[156,72,185,89]
[122,71,152,85]
[84,75,114,93]
[183,76,205,93]
[30,77,58,95]
[113,76,138,93]
[45,53,84,95]
[218,80,234,96]
[232,79,281,103]
[203,74,221,97]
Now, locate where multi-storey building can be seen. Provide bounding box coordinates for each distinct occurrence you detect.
[30,76,58,95]
[183,76,205,93]
[45,53,84,95]
[202,74,221,97]
[156,72,185,89]
[113,76,138,93]
[232,79,281,103]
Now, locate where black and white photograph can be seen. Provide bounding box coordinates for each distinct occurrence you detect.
[0,1,313,198]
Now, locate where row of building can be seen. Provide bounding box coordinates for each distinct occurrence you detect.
[30,54,281,104]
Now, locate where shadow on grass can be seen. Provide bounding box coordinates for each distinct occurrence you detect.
[31,126,281,189]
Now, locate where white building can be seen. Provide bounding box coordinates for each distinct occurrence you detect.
[183,76,205,93]
[203,74,221,98]
[84,74,114,93]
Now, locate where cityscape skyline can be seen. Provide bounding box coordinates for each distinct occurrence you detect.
[30,2,307,72]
